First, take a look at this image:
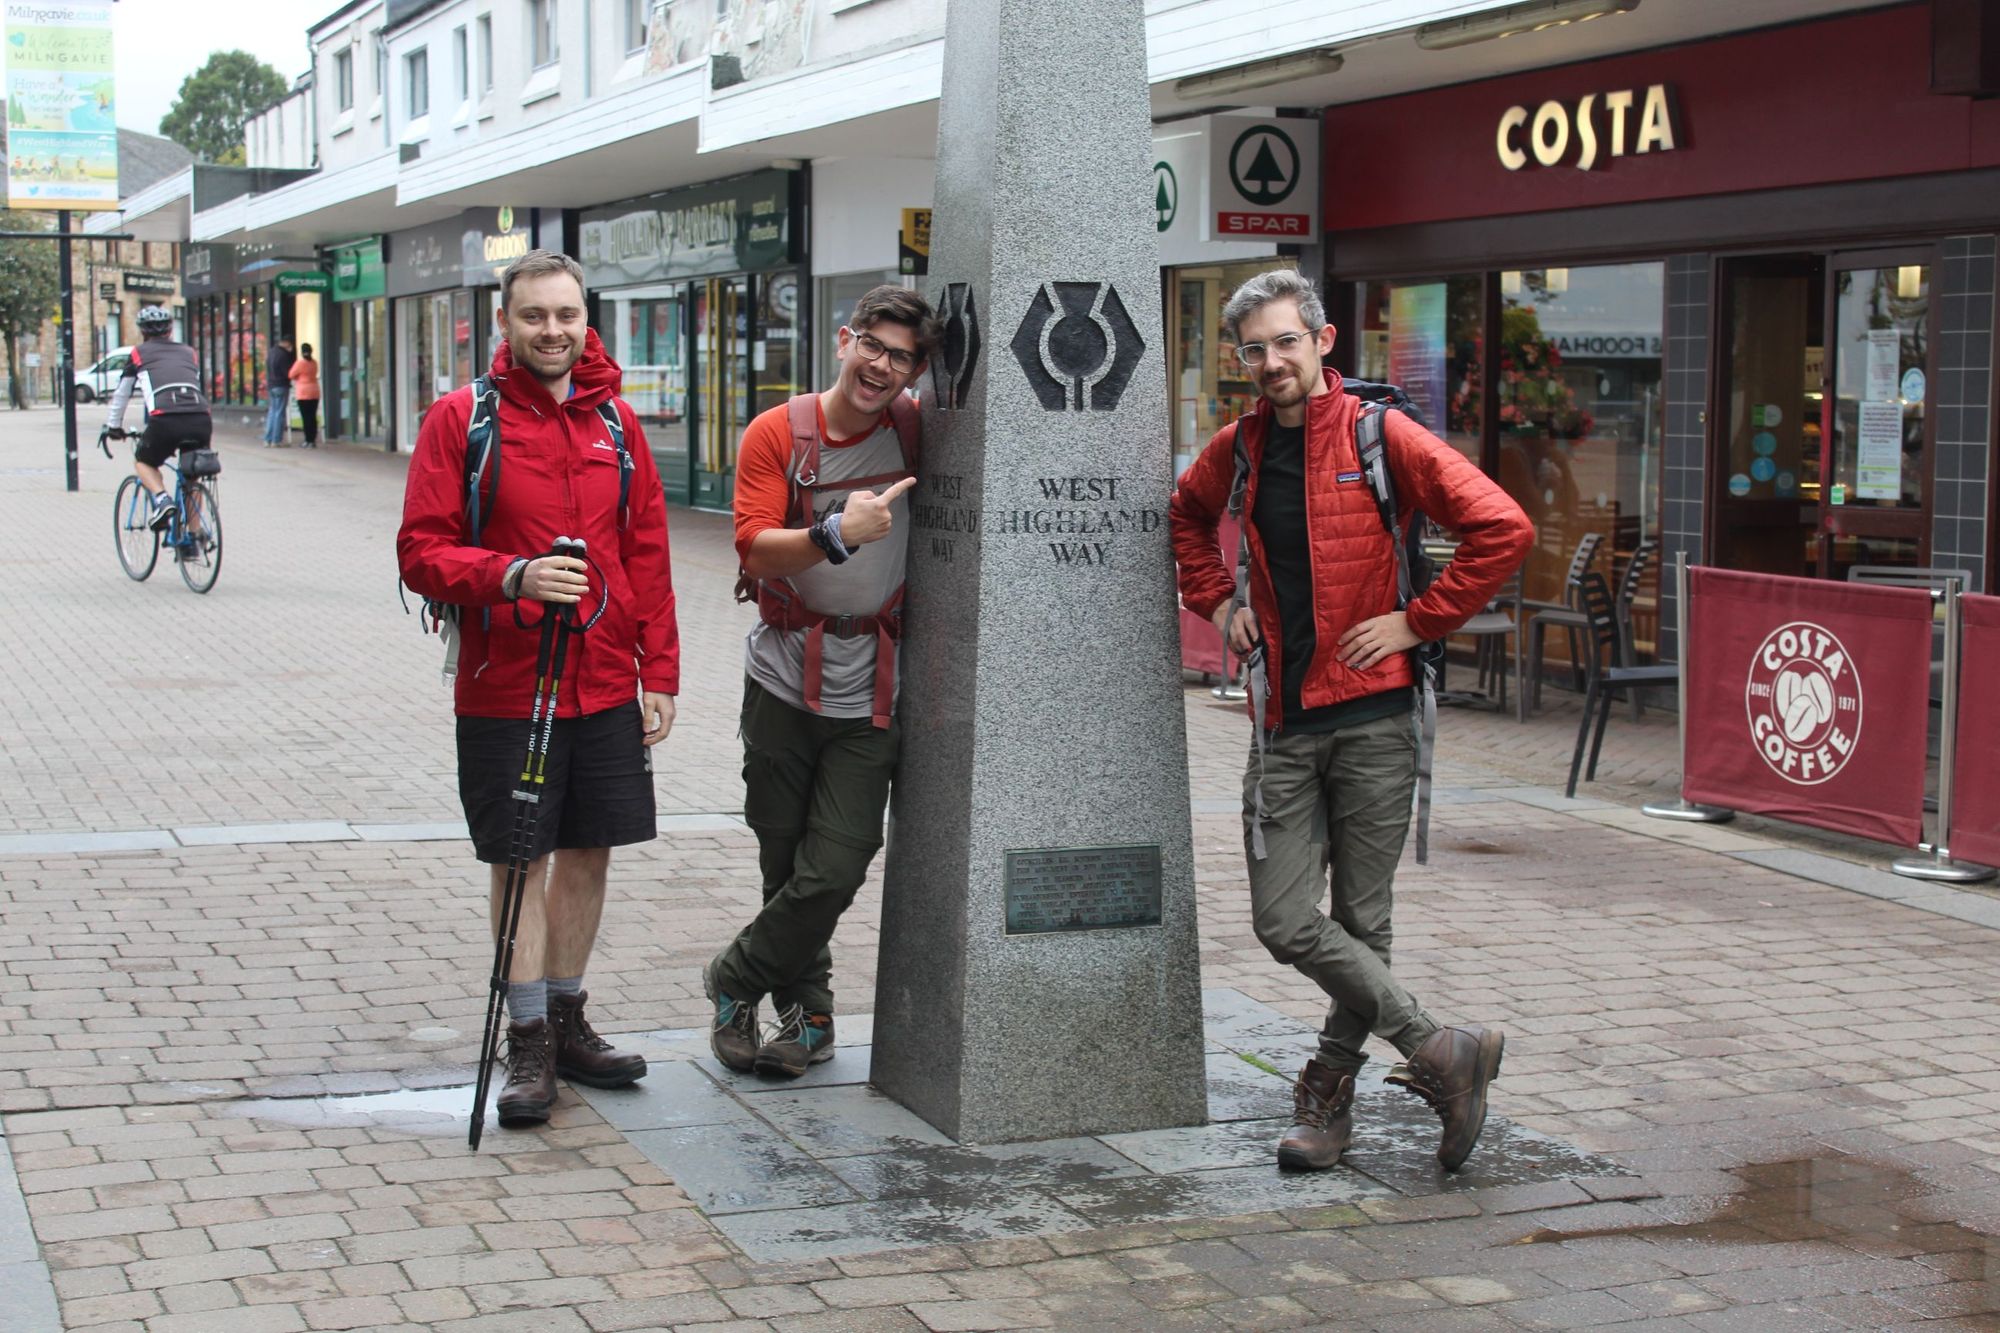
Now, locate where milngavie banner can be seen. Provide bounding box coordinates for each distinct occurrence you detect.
[3,0,119,210]
[1682,568,1932,847]
[1950,592,2000,868]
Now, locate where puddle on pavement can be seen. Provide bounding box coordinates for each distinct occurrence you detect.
[1446,839,1515,855]
[234,1085,478,1137]
[1514,1154,2000,1311]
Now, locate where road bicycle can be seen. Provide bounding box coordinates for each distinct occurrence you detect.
[104,429,224,595]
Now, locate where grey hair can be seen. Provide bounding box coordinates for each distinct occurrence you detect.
[500,249,587,308]
[1221,269,1325,342]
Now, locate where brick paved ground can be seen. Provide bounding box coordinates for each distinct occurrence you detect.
[3,408,1999,1329]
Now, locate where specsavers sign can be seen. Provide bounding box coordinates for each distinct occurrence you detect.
[1207,115,1318,240]
[3,0,118,210]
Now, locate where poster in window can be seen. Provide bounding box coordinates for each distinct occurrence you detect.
[1855,400,1902,501]
[1387,283,1446,429]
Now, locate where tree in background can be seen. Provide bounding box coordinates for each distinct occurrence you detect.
[160,52,289,165]
[0,212,59,409]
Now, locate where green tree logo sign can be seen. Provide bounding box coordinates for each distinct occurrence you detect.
[1153,161,1177,233]
[1228,125,1299,207]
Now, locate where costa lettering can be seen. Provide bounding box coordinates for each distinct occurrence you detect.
[1496,84,1682,172]
[1742,621,1862,786]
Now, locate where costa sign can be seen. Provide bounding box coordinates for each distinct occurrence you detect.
[1496,83,1682,172]
[1744,622,1860,785]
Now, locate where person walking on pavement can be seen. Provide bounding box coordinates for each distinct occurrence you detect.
[706,286,936,1079]
[263,336,295,446]
[1170,270,1533,1174]
[398,249,680,1127]
[289,342,321,447]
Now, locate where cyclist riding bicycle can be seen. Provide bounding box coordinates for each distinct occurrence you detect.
[104,305,213,532]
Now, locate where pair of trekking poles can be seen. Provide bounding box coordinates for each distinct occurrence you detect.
[470,537,606,1149]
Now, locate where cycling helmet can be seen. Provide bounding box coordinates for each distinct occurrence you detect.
[135,305,174,333]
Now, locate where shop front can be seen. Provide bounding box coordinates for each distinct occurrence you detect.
[327,237,389,445]
[183,242,314,413]
[580,169,803,508]
[1152,115,1304,477]
[1320,2,2000,652]
[385,206,530,450]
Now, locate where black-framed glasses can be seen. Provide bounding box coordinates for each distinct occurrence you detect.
[846,327,920,374]
[1235,329,1321,367]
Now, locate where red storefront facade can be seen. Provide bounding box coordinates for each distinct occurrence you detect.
[1318,3,2000,658]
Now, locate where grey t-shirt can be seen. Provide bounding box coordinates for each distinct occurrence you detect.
[744,420,911,718]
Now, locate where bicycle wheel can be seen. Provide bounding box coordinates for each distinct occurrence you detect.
[113,476,159,582]
[178,482,222,594]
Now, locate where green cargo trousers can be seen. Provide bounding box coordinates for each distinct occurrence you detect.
[1245,710,1441,1074]
[710,677,898,1015]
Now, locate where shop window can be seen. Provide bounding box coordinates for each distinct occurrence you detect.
[1354,275,1483,465]
[754,270,801,419]
[1498,262,1665,653]
[1167,259,1293,479]
[814,270,902,396]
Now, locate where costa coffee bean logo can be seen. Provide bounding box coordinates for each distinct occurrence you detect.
[1744,621,1862,785]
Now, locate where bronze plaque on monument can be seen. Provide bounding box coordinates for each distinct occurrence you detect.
[1003,844,1162,934]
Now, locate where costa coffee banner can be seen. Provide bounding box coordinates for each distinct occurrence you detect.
[1683,569,1932,846]
[1950,593,2000,868]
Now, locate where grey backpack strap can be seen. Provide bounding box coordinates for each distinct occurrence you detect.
[1356,403,1435,865]
[1225,419,1274,861]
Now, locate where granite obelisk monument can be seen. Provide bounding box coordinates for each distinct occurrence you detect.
[871,0,1208,1143]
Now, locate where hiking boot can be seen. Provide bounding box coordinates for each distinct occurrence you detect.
[1276,1058,1354,1172]
[754,1004,834,1078]
[549,990,646,1088]
[495,1018,557,1125]
[1385,1025,1505,1172]
[147,493,176,531]
[703,960,760,1072]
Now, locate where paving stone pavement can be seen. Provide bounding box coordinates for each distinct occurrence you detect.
[3,409,2000,1328]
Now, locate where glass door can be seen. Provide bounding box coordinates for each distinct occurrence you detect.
[602,282,694,505]
[692,275,749,509]
[1819,248,1935,578]
[1712,254,1823,577]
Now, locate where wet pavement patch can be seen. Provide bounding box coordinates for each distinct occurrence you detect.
[571,988,1636,1262]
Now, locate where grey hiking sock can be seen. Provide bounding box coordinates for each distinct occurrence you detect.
[506,979,548,1025]
[547,975,583,1000]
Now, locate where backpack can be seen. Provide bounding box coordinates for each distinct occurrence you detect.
[1226,378,1443,864]
[407,374,635,681]
[735,392,921,729]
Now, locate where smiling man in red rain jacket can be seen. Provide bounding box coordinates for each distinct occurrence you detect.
[399,249,679,1129]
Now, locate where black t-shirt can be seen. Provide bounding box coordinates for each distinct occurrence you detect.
[1250,419,1410,734]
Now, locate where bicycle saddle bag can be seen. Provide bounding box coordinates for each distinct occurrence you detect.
[183,449,222,478]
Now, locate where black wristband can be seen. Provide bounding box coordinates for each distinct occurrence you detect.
[808,517,849,565]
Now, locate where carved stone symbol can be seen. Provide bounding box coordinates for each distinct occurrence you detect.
[931,282,981,410]
[1010,282,1145,412]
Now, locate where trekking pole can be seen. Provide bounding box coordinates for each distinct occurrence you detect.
[469,536,587,1149]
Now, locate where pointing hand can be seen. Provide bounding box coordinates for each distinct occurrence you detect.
[838,476,918,546]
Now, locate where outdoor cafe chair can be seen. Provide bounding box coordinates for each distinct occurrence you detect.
[1566,570,1681,799]
[1524,531,1605,711]
[1446,572,1525,721]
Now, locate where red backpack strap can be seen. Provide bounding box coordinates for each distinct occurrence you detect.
[885,392,921,473]
[783,393,822,529]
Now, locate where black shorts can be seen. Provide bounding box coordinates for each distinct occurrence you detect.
[134,415,213,468]
[456,701,657,864]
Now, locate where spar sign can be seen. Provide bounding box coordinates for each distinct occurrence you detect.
[1683,569,1931,846]
[1743,621,1861,785]
[1207,115,1318,240]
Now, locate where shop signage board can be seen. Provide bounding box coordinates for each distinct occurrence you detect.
[1681,568,1933,847]
[122,271,176,295]
[1950,593,2000,868]
[96,281,113,300]
[578,170,794,289]
[384,207,528,298]
[899,207,930,275]
[3,0,118,210]
[1495,83,1682,172]
[275,271,332,294]
[330,238,386,302]
[183,243,314,297]
[1151,120,1281,267]
[1206,114,1318,240]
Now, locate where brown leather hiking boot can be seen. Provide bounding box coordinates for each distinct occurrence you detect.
[1277,1058,1354,1172]
[754,1005,835,1078]
[703,960,760,1073]
[549,990,646,1088]
[1386,1024,1505,1172]
[495,1018,557,1125]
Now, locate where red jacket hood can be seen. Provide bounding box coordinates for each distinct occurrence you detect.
[488,327,623,411]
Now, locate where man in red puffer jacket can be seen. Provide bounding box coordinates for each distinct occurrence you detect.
[399,250,679,1129]
[1171,270,1531,1176]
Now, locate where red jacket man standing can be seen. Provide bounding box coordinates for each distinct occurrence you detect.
[399,250,679,1128]
[1171,270,1532,1175]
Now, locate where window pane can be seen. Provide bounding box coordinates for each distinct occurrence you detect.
[478,17,493,91]
[1829,265,1927,511]
[1354,275,1482,465]
[1496,263,1665,642]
